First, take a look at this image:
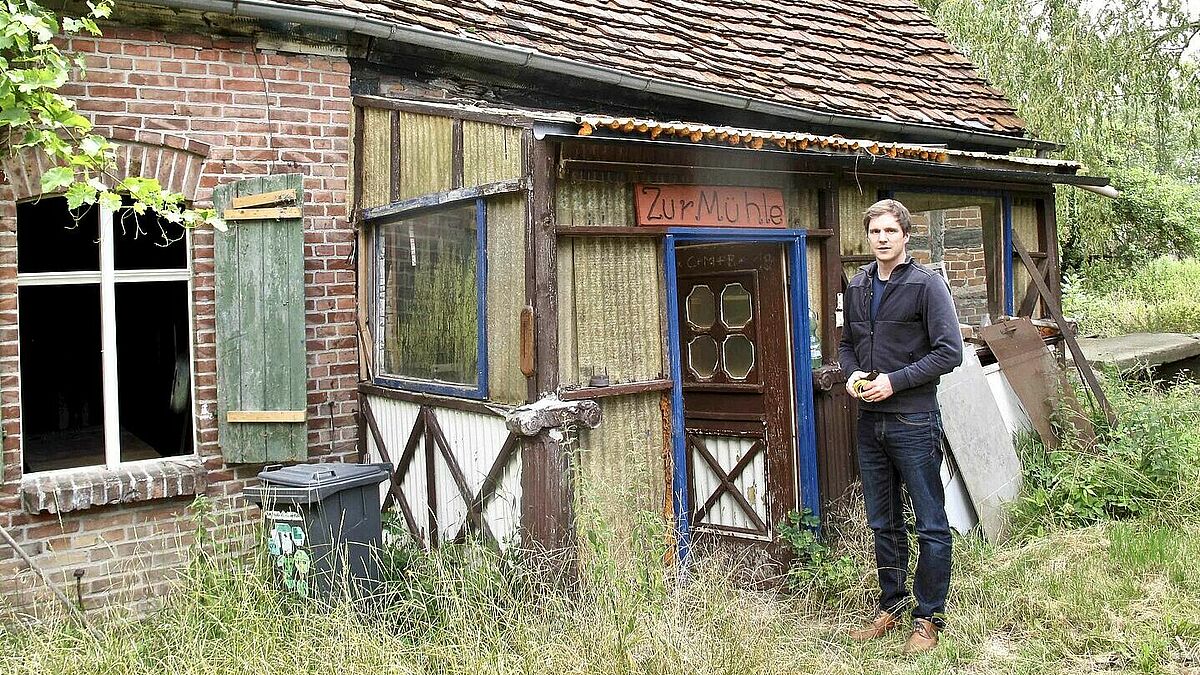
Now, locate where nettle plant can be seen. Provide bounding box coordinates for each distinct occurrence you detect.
[1,0,222,232]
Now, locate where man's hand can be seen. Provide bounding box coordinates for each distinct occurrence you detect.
[859,373,894,403]
[846,370,870,398]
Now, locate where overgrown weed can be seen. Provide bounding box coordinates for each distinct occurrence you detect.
[3,386,1199,673]
[1064,256,1200,336]
[1013,376,1200,536]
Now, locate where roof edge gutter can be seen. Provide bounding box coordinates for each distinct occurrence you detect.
[148,0,1060,152]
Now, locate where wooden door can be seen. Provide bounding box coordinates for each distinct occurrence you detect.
[677,243,796,564]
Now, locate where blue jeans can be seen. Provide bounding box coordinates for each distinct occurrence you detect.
[857,409,952,626]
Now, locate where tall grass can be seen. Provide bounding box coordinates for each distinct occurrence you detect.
[3,516,1198,673]
[3,383,1199,674]
[1063,256,1200,336]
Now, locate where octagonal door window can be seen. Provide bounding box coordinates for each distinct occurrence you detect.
[683,281,757,382]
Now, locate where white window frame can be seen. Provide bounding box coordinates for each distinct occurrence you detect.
[16,205,198,473]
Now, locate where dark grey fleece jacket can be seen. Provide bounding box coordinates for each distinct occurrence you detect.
[837,257,963,413]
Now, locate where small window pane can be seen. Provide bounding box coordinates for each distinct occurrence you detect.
[380,203,479,385]
[113,206,188,270]
[721,283,752,328]
[685,285,716,329]
[17,199,99,273]
[115,281,193,462]
[723,335,755,379]
[688,335,719,379]
[19,284,104,471]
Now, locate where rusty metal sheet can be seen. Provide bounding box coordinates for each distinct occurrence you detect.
[980,318,1094,449]
[812,368,858,510]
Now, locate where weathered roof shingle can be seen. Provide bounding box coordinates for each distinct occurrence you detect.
[273,0,1026,136]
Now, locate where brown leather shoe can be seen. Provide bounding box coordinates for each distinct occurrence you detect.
[848,610,900,641]
[901,618,940,654]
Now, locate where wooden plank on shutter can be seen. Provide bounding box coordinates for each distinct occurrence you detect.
[214,174,308,464]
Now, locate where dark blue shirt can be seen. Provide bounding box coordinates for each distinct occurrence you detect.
[871,274,887,321]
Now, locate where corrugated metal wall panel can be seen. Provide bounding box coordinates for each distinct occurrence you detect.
[690,434,767,533]
[486,193,528,404]
[398,112,453,200]
[839,183,880,258]
[360,107,392,209]
[363,395,521,548]
[1012,197,1039,314]
[432,408,520,546]
[789,185,820,230]
[557,238,578,386]
[363,395,425,536]
[462,121,523,186]
[556,178,635,227]
[576,392,668,525]
[564,237,664,386]
[807,241,822,334]
[814,384,858,510]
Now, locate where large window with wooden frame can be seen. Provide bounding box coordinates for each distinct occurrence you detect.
[16,197,195,473]
[375,198,487,398]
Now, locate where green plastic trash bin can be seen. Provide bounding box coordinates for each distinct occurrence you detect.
[244,462,391,602]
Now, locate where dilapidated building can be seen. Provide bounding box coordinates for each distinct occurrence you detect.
[1,0,1102,614]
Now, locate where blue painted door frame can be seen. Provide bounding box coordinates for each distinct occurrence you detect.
[664,227,820,563]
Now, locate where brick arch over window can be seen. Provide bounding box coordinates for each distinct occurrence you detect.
[2,127,210,202]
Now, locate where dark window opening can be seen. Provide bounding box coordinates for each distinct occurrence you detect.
[116,281,193,463]
[18,285,105,472]
[17,197,192,473]
[17,200,100,274]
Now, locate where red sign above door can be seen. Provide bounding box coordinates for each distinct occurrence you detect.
[634,184,787,228]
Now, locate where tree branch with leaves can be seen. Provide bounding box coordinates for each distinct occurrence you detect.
[1,0,223,232]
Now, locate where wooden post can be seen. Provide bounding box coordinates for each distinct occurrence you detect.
[520,133,573,568]
[817,182,841,363]
[1011,231,1116,425]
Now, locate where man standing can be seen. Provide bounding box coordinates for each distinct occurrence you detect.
[838,199,963,654]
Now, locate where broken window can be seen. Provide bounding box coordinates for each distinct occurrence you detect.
[17,198,194,473]
[891,192,1005,327]
[375,199,485,397]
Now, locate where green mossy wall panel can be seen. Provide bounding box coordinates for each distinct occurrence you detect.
[789,185,820,230]
[560,237,664,387]
[556,237,578,386]
[839,182,881,257]
[1012,197,1040,313]
[575,392,668,535]
[398,112,454,200]
[463,122,523,187]
[486,193,528,404]
[214,174,307,463]
[360,107,392,209]
[556,178,635,227]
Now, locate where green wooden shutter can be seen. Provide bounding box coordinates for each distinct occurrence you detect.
[213,174,307,463]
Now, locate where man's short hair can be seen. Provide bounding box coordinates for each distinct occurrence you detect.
[862,199,913,235]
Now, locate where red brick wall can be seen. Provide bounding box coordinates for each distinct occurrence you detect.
[0,26,356,617]
[942,207,989,325]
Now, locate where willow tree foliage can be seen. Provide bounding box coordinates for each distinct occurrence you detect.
[0,0,220,231]
[920,0,1200,268]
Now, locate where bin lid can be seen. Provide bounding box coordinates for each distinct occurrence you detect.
[245,462,392,505]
